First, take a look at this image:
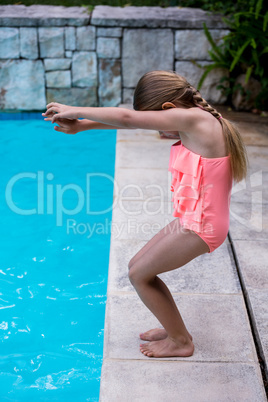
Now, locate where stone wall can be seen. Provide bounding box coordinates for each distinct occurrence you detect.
[0,5,229,111]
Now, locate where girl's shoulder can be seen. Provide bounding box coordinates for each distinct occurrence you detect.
[180,109,227,158]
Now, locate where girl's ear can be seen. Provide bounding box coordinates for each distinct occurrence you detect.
[162,102,177,110]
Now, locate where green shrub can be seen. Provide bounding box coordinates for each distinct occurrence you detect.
[198,0,268,110]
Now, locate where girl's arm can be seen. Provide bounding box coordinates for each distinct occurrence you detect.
[51,117,124,134]
[78,119,124,131]
[43,110,126,135]
[43,102,199,132]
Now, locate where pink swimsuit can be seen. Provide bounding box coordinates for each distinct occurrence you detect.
[168,140,233,253]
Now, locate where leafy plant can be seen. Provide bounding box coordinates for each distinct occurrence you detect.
[198,0,268,110]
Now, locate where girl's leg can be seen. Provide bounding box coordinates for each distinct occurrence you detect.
[128,221,172,269]
[128,219,193,341]
[128,219,209,358]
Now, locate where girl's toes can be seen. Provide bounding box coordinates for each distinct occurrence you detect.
[140,346,146,352]
[140,334,148,341]
[140,343,149,350]
[143,349,153,357]
[140,344,150,355]
[140,331,150,340]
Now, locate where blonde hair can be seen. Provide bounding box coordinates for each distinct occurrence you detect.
[133,70,248,183]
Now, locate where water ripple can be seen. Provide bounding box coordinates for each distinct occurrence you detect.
[0,304,15,310]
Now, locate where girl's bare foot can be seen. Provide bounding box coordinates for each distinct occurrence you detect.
[140,328,193,342]
[140,336,194,358]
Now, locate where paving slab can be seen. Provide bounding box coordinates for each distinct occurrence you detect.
[114,167,172,202]
[245,145,268,172]
[233,240,268,290]
[100,360,266,402]
[246,289,268,373]
[229,201,268,241]
[231,240,268,377]
[231,170,268,205]
[112,195,173,217]
[116,128,161,142]
[233,122,268,147]
[216,106,268,139]
[108,238,240,294]
[111,200,173,240]
[103,294,257,363]
[115,138,171,169]
[228,112,268,385]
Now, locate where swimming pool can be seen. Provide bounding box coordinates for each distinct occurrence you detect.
[0,116,116,401]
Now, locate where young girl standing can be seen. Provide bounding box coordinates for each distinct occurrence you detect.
[42,70,248,358]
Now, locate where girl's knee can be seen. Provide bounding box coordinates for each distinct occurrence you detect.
[128,262,152,286]
[128,257,135,271]
[128,259,133,270]
[128,265,137,285]
[128,263,143,286]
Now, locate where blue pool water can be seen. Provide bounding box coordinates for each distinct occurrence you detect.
[0,117,116,401]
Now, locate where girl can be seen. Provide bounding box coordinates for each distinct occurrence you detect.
[42,70,248,358]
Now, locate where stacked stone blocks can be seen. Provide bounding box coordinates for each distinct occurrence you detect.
[0,5,229,111]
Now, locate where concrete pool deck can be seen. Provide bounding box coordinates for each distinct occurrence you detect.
[100,108,268,401]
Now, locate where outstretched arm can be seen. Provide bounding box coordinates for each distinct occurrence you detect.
[77,120,124,131]
[42,105,126,134]
[43,116,125,135]
[43,102,199,132]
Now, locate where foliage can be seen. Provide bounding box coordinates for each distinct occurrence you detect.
[198,0,268,110]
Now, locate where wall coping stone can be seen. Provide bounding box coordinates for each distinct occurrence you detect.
[91,6,227,29]
[0,5,227,29]
[0,5,90,27]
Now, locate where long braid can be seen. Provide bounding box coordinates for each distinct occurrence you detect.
[191,87,248,182]
[191,89,222,120]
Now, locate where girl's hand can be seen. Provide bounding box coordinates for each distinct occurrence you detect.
[43,112,100,134]
[43,115,82,135]
[42,102,80,123]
